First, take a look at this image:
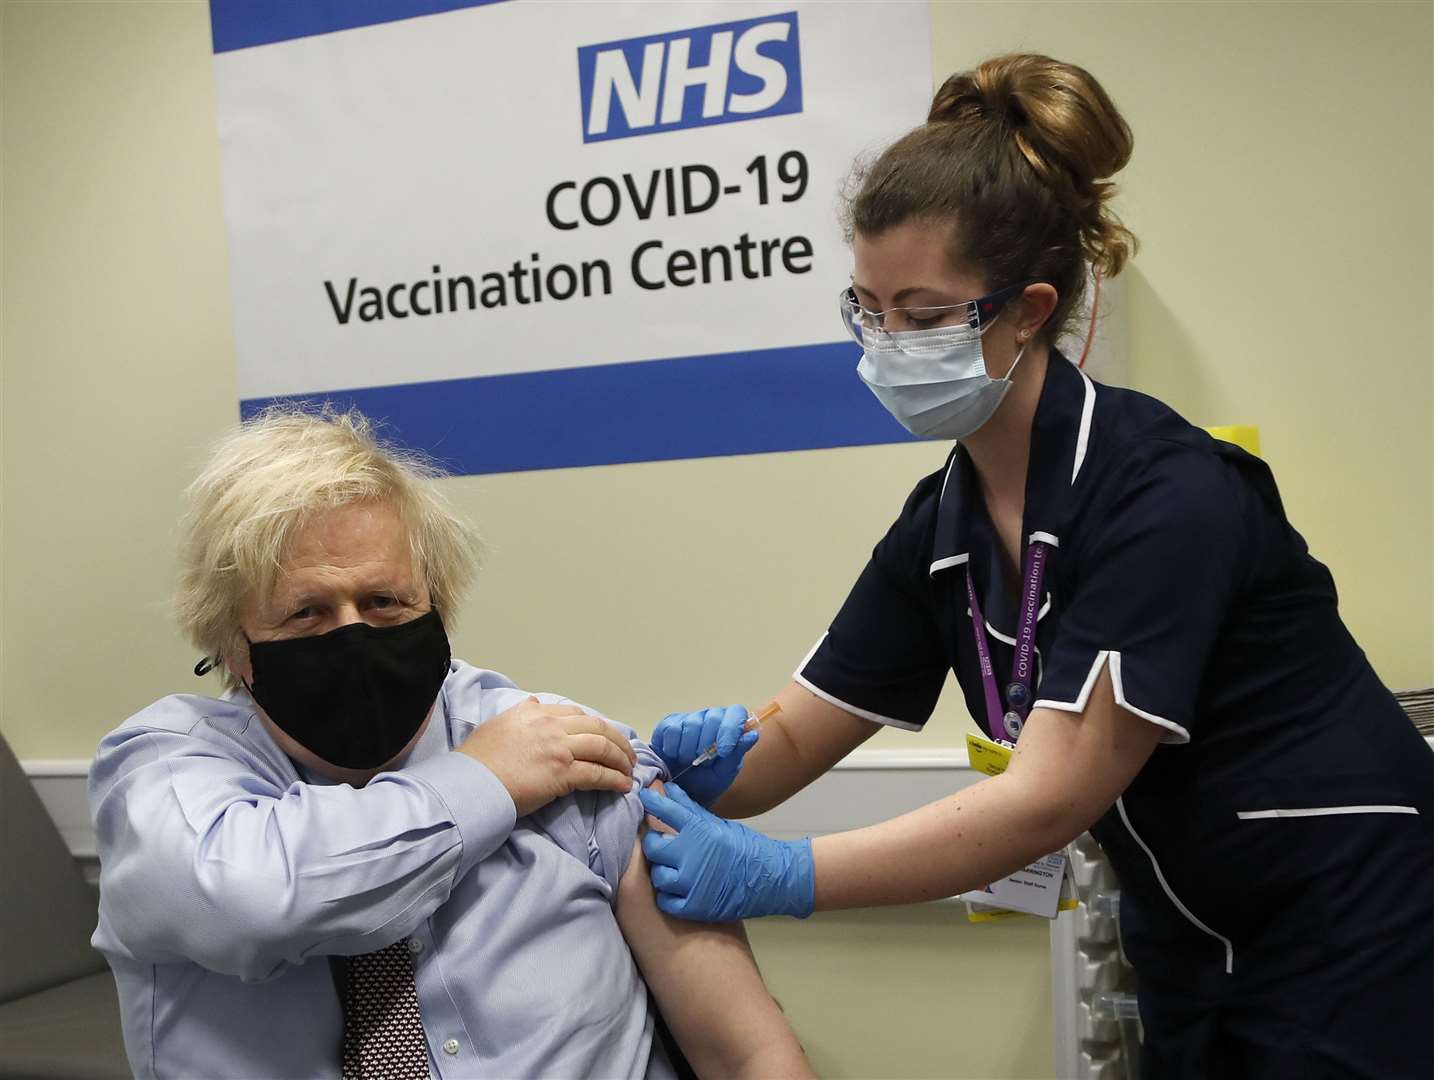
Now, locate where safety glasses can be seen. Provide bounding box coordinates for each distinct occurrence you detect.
[838,280,1033,350]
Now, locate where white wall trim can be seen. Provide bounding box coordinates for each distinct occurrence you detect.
[826,748,971,770]
[20,758,92,777]
[23,759,100,882]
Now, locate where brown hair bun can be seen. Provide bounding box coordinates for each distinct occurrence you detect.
[929,54,1136,279]
[845,53,1137,342]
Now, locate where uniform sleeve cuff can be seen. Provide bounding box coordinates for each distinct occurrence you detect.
[1032,649,1191,744]
[405,751,516,873]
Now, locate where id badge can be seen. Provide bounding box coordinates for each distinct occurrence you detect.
[961,733,1077,921]
[965,732,1015,777]
[961,852,1069,919]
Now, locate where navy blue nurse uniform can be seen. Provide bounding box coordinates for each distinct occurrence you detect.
[798,352,1434,1078]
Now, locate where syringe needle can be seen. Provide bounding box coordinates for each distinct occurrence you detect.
[669,702,782,783]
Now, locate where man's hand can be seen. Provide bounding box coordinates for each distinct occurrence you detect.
[457,697,637,817]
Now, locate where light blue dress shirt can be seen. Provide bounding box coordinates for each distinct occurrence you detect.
[89,661,676,1079]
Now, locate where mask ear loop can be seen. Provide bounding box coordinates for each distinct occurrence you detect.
[1003,341,1029,381]
[992,310,1028,382]
[234,634,260,700]
[194,653,257,705]
[1002,284,1045,379]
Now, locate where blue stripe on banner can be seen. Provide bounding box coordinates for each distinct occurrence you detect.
[239,343,918,475]
[210,0,508,54]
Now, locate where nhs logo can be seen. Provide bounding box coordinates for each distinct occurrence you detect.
[578,12,802,143]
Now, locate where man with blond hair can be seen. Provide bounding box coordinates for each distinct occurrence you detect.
[89,406,811,1080]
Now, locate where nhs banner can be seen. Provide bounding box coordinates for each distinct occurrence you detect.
[211,0,932,474]
[578,13,802,143]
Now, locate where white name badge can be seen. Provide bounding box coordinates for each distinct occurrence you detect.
[961,852,1069,920]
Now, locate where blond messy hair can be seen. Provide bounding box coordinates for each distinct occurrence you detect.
[175,404,479,685]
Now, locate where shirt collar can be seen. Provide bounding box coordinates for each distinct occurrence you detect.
[929,350,1097,581]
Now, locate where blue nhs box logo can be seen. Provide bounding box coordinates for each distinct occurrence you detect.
[578,12,802,143]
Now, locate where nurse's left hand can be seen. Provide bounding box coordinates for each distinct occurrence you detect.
[639,783,814,922]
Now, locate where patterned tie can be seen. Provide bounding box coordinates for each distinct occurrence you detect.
[341,940,432,1079]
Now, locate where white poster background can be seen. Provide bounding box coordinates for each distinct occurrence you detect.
[215,1,934,401]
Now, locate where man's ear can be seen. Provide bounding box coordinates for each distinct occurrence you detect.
[223,637,253,686]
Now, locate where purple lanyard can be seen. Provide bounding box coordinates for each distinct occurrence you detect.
[964,541,1050,743]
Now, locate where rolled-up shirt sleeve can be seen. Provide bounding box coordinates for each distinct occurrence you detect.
[516,692,668,896]
[89,721,515,983]
[586,735,666,892]
[1033,444,1249,743]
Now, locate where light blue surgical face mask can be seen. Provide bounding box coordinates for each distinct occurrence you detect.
[857,319,1026,440]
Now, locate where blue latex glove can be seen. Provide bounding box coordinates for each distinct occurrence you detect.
[650,704,760,807]
[639,782,814,922]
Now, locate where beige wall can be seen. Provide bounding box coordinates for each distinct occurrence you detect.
[927,0,1434,700]
[3,2,1430,1077]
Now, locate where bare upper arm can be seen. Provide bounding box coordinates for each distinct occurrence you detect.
[771,680,882,769]
[1003,663,1165,837]
[615,779,761,980]
[715,681,880,818]
[614,830,760,979]
[615,780,812,1078]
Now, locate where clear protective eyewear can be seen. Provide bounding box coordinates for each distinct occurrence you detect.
[839,280,1033,352]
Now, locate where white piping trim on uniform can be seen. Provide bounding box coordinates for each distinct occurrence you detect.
[791,671,924,732]
[938,451,961,502]
[980,620,1019,647]
[1117,796,1234,974]
[929,553,970,575]
[1028,531,1061,548]
[1072,369,1096,484]
[968,594,1052,636]
[795,633,828,674]
[1031,651,1191,744]
[793,633,924,731]
[969,615,1045,684]
[1236,805,1419,820]
[1108,652,1190,744]
[1032,649,1108,714]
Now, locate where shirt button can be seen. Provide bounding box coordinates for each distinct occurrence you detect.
[407,937,424,956]
[442,1038,460,1056]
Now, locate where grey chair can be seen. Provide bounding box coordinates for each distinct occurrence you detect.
[0,732,128,1079]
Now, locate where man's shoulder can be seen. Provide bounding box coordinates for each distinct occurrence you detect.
[111,692,257,739]
[440,660,519,714]
[442,661,641,743]
[99,695,264,768]
[92,692,293,794]
[444,662,661,889]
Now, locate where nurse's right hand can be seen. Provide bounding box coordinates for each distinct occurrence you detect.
[651,705,759,807]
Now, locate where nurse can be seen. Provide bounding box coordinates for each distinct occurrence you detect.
[639,53,1434,1077]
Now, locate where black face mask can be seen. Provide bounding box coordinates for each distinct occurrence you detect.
[244,609,451,770]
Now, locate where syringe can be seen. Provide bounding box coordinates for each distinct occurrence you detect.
[669,702,782,782]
